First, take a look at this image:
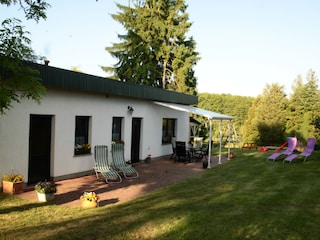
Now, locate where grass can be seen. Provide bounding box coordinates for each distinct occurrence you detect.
[1,149,320,239]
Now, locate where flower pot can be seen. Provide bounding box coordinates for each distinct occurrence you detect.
[2,181,24,194]
[37,192,55,202]
[81,200,98,209]
[74,148,91,155]
[145,157,151,163]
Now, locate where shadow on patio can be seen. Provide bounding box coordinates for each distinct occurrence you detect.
[16,156,227,207]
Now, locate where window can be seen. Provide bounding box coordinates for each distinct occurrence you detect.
[162,118,176,144]
[74,116,91,155]
[112,117,123,142]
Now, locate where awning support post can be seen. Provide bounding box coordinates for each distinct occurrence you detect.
[218,120,222,164]
[207,119,212,169]
[227,121,231,160]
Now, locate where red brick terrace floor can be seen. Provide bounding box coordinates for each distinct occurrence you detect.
[16,156,227,208]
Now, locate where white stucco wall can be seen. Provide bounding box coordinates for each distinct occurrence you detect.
[0,89,189,183]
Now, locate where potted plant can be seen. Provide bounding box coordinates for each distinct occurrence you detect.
[113,140,125,144]
[74,143,91,155]
[80,192,99,208]
[35,181,57,202]
[144,154,152,163]
[2,173,24,194]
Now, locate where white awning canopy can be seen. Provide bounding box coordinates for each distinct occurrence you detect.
[154,101,234,168]
[154,101,233,120]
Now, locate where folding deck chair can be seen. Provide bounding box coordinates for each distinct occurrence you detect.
[283,138,316,163]
[111,143,139,179]
[93,145,122,183]
[267,137,297,161]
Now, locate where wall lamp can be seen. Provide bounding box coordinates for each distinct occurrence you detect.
[128,106,134,114]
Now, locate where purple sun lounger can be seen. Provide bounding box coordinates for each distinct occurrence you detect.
[267,137,297,162]
[283,138,316,163]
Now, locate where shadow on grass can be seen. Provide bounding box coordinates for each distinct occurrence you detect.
[1,149,320,239]
[0,193,50,214]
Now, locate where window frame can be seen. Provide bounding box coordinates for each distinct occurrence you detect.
[112,117,123,142]
[74,116,91,155]
[162,118,176,144]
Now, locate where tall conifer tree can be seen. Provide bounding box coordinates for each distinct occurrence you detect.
[287,74,305,139]
[103,0,199,94]
[288,70,320,141]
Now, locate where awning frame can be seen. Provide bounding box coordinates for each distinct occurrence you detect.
[154,101,234,168]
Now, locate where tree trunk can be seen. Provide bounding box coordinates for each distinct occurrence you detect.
[162,60,167,89]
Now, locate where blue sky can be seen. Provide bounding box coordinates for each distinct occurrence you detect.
[2,0,320,97]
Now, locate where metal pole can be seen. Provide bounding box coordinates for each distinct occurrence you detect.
[228,121,231,160]
[207,119,212,169]
[218,120,222,164]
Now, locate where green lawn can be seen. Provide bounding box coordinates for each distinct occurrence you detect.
[1,149,320,240]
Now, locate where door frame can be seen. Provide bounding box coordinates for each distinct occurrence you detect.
[131,118,142,163]
[28,114,53,184]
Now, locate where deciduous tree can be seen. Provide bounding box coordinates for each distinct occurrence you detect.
[243,83,288,145]
[198,93,254,143]
[0,0,50,114]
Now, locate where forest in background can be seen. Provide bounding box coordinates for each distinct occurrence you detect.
[197,69,320,148]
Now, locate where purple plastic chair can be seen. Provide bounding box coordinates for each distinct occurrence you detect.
[267,137,297,161]
[283,138,316,163]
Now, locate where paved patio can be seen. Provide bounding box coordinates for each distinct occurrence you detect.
[16,156,227,208]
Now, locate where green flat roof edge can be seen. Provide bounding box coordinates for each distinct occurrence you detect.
[31,62,198,105]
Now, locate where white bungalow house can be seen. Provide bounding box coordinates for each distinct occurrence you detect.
[0,62,199,185]
[0,62,233,186]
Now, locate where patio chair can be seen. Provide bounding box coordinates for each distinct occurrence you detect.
[283,138,316,163]
[170,137,176,160]
[267,137,297,162]
[111,143,139,179]
[175,141,191,163]
[194,144,209,162]
[193,137,203,151]
[93,145,122,183]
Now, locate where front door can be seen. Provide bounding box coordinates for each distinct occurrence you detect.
[28,115,52,184]
[131,118,141,163]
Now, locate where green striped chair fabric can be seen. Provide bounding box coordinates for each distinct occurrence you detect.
[93,145,122,183]
[111,143,139,179]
